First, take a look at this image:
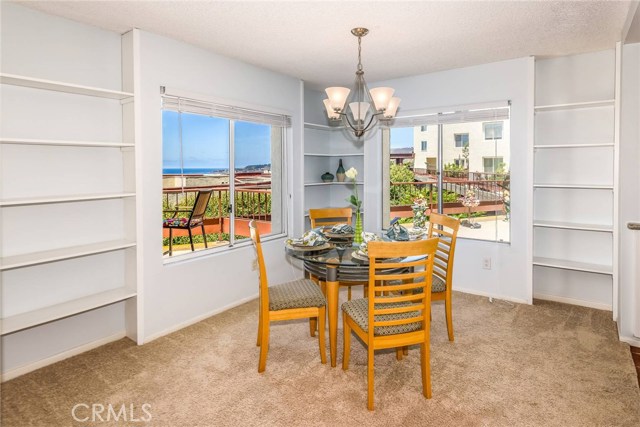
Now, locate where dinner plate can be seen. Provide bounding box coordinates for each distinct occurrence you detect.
[351,250,369,261]
[323,231,354,239]
[288,242,332,252]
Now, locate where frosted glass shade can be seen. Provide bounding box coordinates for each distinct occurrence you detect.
[369,87,394,111]
[384,97,401,118]
[323,99,340,119]
[325,87,350,112]
[349,102,370,122]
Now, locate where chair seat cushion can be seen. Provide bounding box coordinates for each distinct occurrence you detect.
[431,274,446,293]
[163,217,189,227]
[269,278,326,311]
[342,298,422,336]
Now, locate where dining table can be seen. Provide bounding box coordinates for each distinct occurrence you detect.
[285,242,410,367]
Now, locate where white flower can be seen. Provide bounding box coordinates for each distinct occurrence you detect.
[345,167,358,180]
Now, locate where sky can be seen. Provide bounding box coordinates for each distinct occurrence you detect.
[390,127,413,148]
[162,111,272,170]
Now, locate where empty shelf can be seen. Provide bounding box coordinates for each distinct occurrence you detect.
[1,240,136,271]
[533,184,613,190]
[532,257,612,275]
[1,287,137,335]
[533,220,612,232]
[1,73,133,100]
[0,138,134,148]
[533,143,614,149]
[0,192,136,207]
[534,100,614,112]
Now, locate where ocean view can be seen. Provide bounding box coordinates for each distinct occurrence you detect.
[163,167,229,175]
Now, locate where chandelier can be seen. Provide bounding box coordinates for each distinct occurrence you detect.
[323,28,400,139]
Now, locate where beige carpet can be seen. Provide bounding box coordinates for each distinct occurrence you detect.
[2,291,640,426]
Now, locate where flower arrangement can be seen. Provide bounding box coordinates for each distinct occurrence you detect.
[411,197,428,230]
[345,167,363,244]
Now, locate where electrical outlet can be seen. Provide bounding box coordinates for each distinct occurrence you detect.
[482,257,492,270]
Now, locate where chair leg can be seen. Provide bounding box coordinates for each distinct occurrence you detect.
[396,348,403,360]
[201,224,208,248]
[256,306,262,347]
[342,315,351,370]
[347,287,352,301]
[420,341,432,399]
[367,345,375,411]
[309,317,317,337]
[168,229,173,256]
[258,317,270,373]
[445,293,454,341]
[318,306,326,364]
[403,346,409,356]
[188,228,195,251]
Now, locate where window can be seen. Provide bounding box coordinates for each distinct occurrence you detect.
[484,121,503,140]
[421,140,428,151]
[383,104,510,243]
[420,125,428,132]
[162,94,289,258]
[483,157,504,174]
[454,133,469,148]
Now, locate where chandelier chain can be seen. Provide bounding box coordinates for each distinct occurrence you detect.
[357,35,363,71]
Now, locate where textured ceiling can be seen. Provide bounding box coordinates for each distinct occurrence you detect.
[14,1,635,90]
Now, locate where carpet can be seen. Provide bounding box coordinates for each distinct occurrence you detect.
[2,291,639,426]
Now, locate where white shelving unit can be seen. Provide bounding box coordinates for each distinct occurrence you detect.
[303,122,364,227]
[532,47,620,314]
[0,40,139,340]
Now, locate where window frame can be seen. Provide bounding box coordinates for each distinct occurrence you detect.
[483,121,503,140]
[454,133,469,148]
[161,89,290,262]
[420,140,428,151]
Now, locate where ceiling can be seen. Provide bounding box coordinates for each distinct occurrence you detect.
[14,1,636,90]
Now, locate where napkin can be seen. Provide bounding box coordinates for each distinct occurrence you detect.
[359,232,382,254]
[287,230,327,247]
[330,223,354,234]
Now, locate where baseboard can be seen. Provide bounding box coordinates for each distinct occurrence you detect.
[533,292,612,312]
[143,293,258,344]
[454,286,529,305]
[619,335,640,347]
[1,331,126,382]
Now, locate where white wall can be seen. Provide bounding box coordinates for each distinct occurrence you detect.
[0,3,128,376]
[137,31,302,341]
[619,42,640,342]
[367,58,534,303]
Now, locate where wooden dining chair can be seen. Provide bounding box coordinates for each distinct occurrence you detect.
[342,238,439,410]
[309,207,365,300]
[249,220,327,373]
[309,207,353,228]
[427,213,460,342]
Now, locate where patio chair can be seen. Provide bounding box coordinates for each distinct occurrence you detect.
[342,238,439,410]
[163,189,213,256]
[249,220,327,373]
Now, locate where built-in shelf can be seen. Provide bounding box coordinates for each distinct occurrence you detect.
[304,181,364,187]
[303,122,344,131]
[304,152,364,157]
[533,220,613,232]
[533,184,613,190]
[533,143,614,149]
[0,192,136,207]
[1,240,136,271]
[1,287,137,335]
[0,138,134,148]
[533,256,612,275]
[0,73,133,100]
[534,99,615,112]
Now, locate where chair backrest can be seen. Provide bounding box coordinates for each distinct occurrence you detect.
[249,220,269,311]
[309,207,353,228]
[427,213,460,291]
[366,238,439,338]
[189,190,214,223]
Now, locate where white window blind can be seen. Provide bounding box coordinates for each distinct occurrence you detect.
[391,102,510,128]
[161,93,291,128]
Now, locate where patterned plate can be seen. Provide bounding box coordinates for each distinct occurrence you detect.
[288,242,332,252]
[323,231,354,239]
[351,250,369,261]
